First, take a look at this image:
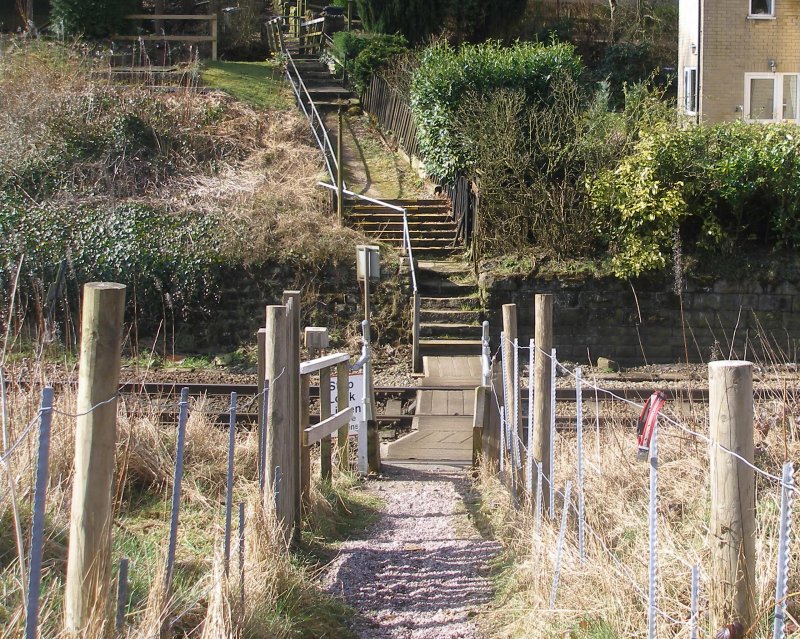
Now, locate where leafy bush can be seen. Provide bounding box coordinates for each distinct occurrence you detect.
[0,195,226,326]
[598,42,661,108]
[410,40,585,180]
[353,0,445,44]
[353,0,526,43]
[589,122,800,277]
[51,0,139,37]
[331,31,407,91]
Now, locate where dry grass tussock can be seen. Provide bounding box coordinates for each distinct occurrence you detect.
[478,395,800,639]
[0,40,362,266]
[0,376,353,638]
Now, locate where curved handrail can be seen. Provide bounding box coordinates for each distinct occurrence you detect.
[317,183,417,294]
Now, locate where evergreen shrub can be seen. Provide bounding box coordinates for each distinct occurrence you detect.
[410,40,585,180]
[589,122,800,277]
[332,31,407,90]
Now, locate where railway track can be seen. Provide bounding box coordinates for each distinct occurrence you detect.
[11,379,796,429]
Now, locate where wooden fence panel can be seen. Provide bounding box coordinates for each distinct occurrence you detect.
[362,75,476,244]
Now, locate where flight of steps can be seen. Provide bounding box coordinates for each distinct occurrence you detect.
[417,261,484,360]
[346,199,459,259]
[288,54,357,110]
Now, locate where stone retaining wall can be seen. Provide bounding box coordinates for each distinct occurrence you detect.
[482,271,800,366]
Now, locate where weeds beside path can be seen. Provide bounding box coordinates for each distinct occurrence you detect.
[324,463,499,639]
[326,113,434,201]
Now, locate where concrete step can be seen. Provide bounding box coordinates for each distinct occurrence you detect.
[348,206,451,215]
[420,295,482,310]
[420,322,483,338]
[420,308,483,324]
[351,220,457,229]
[351,222,457,232]
[419,339,483,357]
[418,280,476,296]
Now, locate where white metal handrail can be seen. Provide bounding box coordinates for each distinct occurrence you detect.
[270,16,343,188]
[317,183,417,293]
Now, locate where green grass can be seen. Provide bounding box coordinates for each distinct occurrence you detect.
[200,60,294,110]
[301,472,382,562]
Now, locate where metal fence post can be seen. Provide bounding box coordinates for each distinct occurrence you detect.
[550,481,572,609]
[549,348,556,520]
[773,461,794,639]
[165,387,190,592]
[690,564,700,639]
[24,386,53,639]
[576,367,585,564]
[648,425,659,639]
[224,392,237,576]
[116,558,129,631]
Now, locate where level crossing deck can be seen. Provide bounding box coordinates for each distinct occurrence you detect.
[384,355,480,462]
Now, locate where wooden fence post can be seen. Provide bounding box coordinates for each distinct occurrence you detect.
[501,304,522,489]
[336,360,350,469]
[282,291,301,535]
[708,360,756,631]
[64,283,126,634]
[210,14,218,60]
[319,366,332,481]
[532,294,553,512]
[472,386,490,467]
[265,305,292,540]
[257,328,266,487]
[300,373,311,506]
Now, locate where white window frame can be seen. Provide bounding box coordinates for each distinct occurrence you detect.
[744,72,800,122]
[748,0,775,18]
[684,67,698,115]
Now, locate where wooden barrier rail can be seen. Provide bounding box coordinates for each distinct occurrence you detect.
[299,353,350,505]
[117,14,218,60]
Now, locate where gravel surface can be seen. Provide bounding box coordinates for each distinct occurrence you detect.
[324,463,499,639]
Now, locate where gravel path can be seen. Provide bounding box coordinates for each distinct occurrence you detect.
[324,463,500,639]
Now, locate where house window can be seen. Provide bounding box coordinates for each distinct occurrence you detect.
[744,73,800,121]
[749,0,774,17]
[684,67,698,114]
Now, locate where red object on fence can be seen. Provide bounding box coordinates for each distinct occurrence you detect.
[636,390,668,456]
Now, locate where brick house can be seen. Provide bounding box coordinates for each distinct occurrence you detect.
[678,0,800,122]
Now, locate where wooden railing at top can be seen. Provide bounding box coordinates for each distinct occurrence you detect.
[117,14,218,60]
[299,353,352,498]
[361,75,477,246]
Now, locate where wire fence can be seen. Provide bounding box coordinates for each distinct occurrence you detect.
[0,370,325,638]
[483,329,798,638]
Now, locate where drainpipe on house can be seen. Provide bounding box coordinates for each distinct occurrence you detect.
[697,0,702,124]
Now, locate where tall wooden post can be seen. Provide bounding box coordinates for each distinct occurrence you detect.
[709,360,756,631]
[265,306,292,540]
[337,105,344,226]
[532,294,553,511]
[319,367,332,481]
[64,283,126,634]
[257,328,266,486]
[336,360,350,470]
[282,291,301,534]
[501,304,522,488]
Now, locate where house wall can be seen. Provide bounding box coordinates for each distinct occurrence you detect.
[700,0,800,122]
[678,0,700,118]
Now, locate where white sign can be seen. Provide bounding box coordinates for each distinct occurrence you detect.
[330,374,364,436]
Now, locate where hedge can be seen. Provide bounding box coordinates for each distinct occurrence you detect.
[409,40,585,180]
